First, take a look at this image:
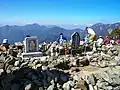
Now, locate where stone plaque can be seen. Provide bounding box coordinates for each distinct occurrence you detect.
[22,36,42,58]
[24,36,39,53]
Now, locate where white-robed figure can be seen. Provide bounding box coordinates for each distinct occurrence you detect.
[85,27,96,42]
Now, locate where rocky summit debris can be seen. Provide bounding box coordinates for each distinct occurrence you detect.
[0,44,120,90]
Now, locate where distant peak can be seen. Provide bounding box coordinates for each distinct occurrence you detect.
[113,22,120,25]
[30,23,40,26]
[32,23,40,26]
[94,23,105,25]
[24,23,40,26]
[4,25,10,27]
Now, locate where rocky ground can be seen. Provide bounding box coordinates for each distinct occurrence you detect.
[0,45,120,90]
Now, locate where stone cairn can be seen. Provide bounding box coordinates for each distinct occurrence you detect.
[0,45,78,90]
[0,43,120,90]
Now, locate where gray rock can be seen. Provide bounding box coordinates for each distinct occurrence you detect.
[35,64,42,68]
[75,79,89,90]
[101,45,106,51]
[97,47,102,51]
[79,58,89,66]
[11,67,19,71]
[0,53,6,61]
[6,69,11,73]
[111,47,116,51]
[31,74,38,80]
[5,56,16,66]
[94,86,98,90]
[26,72,36,80]
[104,86,113,90]
[88,74,96,86]
[57,83,61,88]
[68,80,75,87]
[42,66,48,71]
[60,74,68,82]
[46,70,53,77]
[47,76,52,83]
[20,61,29,68]
[9,49,18,57]
[112,77,120,85]
[11,83,20,90]
[102,72,113,84]
[113,51,119,56]
[25,83,32,90]
[107,50,113,56]
[113,86,120,90]
[96,81,109,88]
[39,87,44,90]
[115,56,120,65]
[24,80,31,86]
[47,84,54,90]
[4,83,11,90]
[0,69,4,75]
[14,61,20,66]
[2,74,15,84]
[42,79,49,87]
[50,79,55,85]
[0,62,4,69]
[63,82,70,90]
[0,87,3,90]
[109,60,117,66]
[91,58,98,62]
[98,61,108,68]
[89,84,94,90]
[33,80,42,86]
[90,62,98,66]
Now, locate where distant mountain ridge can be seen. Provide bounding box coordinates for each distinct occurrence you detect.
[90,22,120,36]
[0,22,120,43]
[0,23,83,43]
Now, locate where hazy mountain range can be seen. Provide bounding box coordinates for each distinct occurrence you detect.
[0,22,120,43]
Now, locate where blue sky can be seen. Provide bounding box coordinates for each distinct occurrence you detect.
[0,0,120,25]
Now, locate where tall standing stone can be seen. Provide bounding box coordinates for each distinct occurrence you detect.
[71,32,80,49]
[71,32,81,56]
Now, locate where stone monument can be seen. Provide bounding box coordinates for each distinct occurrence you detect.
[71,32,81,56]
[71,32,80,49]
[22,36,43,58]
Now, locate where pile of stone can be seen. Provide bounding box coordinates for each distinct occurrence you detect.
[0,42,120,90]
[3,55,89,74]
[0,55,78,90]
[77,66,120,90]
[95,66,120,90]
[0,48,91,90]
[87,47,120,68]
[0,66,77,90]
